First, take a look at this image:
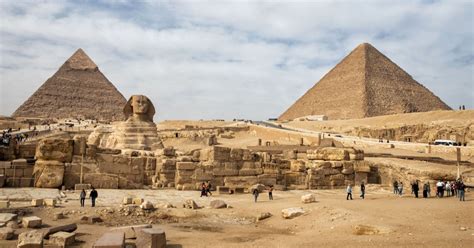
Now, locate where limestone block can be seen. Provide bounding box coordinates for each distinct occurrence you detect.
[342,168,354,175]
[210,146,231,161]
[93,232,125,248]
[74,184,91,191]
[111,224,152,239]
[163,147,176,157]
[224,176,258,187]
[81,215,103,224]
[290,160,306,172]
[183,199,199,209]
[0,213,16,223]
[136,228,166,248]
[43,223,77,238]
[22,216,42,228]
[301,194,316,204]
[0,227,14,240]
[242,149,253,161]
[176,162,196,170]
[0,200,10,209]
[307,147,349,161]
[44,198,57,207]
[239,168,263,176]
[210,200,227,209]
[35,138,73,162]
[281,207,305,219]
[17,231,43,248]
[84,173,119,189]
[353,161,370,173]
[256,212,272,222]
[34,160,65,188]
[330,161,343,168]
[213,169,239,176]
[216,186,230,194]
[0,175,4,188]
[123,197,133,205]
[133,198,144,205]
[229,148,243,161]
[257,174,277,186]
[140,201,154,210]
[49,231,75,247]
[329,174,345,181]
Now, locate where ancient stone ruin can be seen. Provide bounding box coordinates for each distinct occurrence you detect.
[279,43,451,120]
[30,95,374,190]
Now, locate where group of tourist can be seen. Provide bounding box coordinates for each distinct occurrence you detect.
[1,129,29,146]
[346,182,365,200]
[200,181,213,197]
[392,179,466,201]
[252,185,274,202]
[79,187,99,207]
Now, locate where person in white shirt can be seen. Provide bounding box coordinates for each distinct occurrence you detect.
[346,185,353,200]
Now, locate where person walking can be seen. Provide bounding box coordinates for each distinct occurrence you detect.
[200,182,207,197]
[346,184,353,200]
[398,182,404,196]
[446,181,451,197]
[427,182,431,197]
[80,189,86,207]
[413,181,419,198]
[422,183,428,198]
[459,181,466,202]
[206,181,213,196]
[90,187,98,207]
[393,181,398,195]
[252,188,259,202]
[436,180,443,197]
[360,182,365,199]
[268,185,274,200]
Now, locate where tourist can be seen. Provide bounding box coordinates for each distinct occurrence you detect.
[360,182,365,199]
[268,185,274,200]
[206,181,213,196]
[427,182,431,197]
[452,181,457,197]
[446,181,452,197]
[423,182,429,198]
[413,181,419,198]
[80,189,86,207]
[90,187,98,207]
[346,184,353,200]
[393,181,398,194]
[398,182,404,196]
[200,182,207,197]
[436,180,443,197]
[252,188,259,202]
[458,181,466,201]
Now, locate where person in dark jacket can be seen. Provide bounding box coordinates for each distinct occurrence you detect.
[80,189,86,207]
[413,181,419,198]
[90,187,98,207]
[360,182,365,199]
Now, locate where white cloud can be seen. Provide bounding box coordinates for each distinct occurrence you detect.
[0,0,472,121]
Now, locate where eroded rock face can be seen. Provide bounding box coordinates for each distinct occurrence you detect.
[36,139,73,163]
[34,160,65,188]
[88,95,163,152]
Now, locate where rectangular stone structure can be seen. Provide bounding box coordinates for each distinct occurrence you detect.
[216,186,229,195]
[50,231,75,247]
[0,201,10,208]
[22,216,42,228]
[93,232,125,248]
[233,187,245,194]
[136,228,166,248]
[31,199,44,207]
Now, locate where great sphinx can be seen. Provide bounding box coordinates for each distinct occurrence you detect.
[88,95,164,153]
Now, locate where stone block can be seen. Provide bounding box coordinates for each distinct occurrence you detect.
[22,216,42,228]
[229,148,244,161]
[44,199,57,207]
[210,146,231,161]
[20,177,34,187]
[49,231,75,247]
[17,230,43,248]
[176,162,196,170]
[210,200,227,209]
[81,215,102,224]
[43,223,77,238]
[307,147,349,161]
[111,224,151,239]
[93,232,125,248]
[34,160,65,188]
[31,199,43,207]
[290,160,306,172]
[183,199,199,209]
[35,138,73,163]
[301,194,316,203]
[84,173,119,189]
[140,201,154,210]
[0,174,4,187]
[213,169,239,176]
[163,147,176,157]
[136,228,166,248]
[224,176,258,187]
[122,197,133,205]
[0,227,14,240]
[0,201,10,208]
[239,168,263,176]
[216,186,230,194]
[133,198,144,205]
[0,213,17,223]
[281,207,305,219]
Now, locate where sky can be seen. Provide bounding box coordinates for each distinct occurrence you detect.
[0,0,473,121]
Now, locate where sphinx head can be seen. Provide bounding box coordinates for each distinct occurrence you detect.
[123,95,155,122]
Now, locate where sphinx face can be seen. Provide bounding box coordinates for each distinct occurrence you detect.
[131,95,149,115]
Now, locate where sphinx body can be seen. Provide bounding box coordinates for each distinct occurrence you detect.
[88,95,163,152]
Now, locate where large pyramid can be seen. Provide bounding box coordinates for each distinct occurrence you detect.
[279,43,451,120]
[12,49,127,121]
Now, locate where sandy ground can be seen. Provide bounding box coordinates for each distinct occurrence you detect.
[1,187,473,247]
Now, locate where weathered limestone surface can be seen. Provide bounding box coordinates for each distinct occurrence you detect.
[136,228,166,248]
[93,232,125,248]
[49,231,76,247]
[17,231,43,248]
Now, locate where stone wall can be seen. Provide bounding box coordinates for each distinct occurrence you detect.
[0,159,34,187]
